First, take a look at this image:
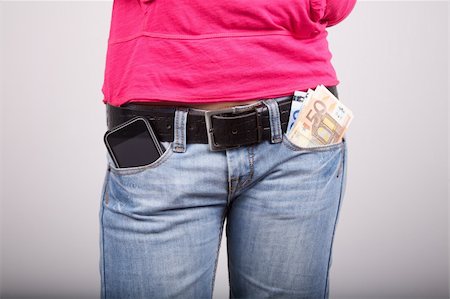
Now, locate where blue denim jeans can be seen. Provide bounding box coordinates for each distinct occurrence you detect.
[99,96,348,299]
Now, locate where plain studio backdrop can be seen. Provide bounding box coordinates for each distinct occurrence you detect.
[0,1,449,298]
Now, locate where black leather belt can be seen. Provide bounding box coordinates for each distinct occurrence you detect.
[106,86,338,151]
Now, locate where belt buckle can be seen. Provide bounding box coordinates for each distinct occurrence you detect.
[204,104,262,151]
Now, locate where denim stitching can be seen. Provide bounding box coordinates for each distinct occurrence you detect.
[262,99,282,143]
[173,108,188,152]
[337,136,347,178]
[247,145,255,183]
[174,109,181,150]
[180,109,187,150]
[271,100,283,141]
[176,109,181,147]
[323,140,347,299]
[99,161,111,299]
[336,146,344,178]
[238,145,255,189]
[227,178,238,204]
[104,179,110,206]
[100,205,106,299]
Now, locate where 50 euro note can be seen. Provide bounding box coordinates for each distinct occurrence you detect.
[286,84,353,147]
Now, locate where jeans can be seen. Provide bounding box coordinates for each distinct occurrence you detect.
[99,95,348,299]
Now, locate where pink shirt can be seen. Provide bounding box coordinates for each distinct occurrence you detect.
[102,0,357,107]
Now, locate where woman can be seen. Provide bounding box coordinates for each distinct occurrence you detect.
[99,0,356,298]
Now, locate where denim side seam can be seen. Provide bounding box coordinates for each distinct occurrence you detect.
[323,139,347,299]
[99,166,110,299]
[99,152,113,299]
[103,160,111,205]
[336,136,347,178]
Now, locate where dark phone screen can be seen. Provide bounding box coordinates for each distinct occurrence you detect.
[106,119,163,168]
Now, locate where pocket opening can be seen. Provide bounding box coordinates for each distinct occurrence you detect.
[281,132,345,152]
[107,141,174,175]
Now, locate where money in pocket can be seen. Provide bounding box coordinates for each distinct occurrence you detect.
[286,85,354,148]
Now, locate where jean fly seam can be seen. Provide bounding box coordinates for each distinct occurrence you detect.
[227,178,238,204]
[238,145,255,190]
[323,140,347,299]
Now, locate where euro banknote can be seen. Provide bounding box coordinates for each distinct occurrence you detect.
[286,84,353,147]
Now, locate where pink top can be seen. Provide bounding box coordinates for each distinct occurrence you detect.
[101,0,357,107]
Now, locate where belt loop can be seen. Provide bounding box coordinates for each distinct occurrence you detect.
[172,107,189,153]
[262,99,283,143]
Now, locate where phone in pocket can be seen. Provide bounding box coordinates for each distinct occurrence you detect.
[104,116,165,168]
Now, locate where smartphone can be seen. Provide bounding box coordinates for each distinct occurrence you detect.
[104,116,165,168]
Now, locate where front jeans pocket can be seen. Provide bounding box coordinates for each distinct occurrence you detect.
[281,132,346,152]
[106,141,174,176]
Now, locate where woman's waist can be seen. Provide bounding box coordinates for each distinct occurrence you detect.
[119,85,338,111]
[124,99,262,111]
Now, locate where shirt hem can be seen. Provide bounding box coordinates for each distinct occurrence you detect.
[102,80,340,107]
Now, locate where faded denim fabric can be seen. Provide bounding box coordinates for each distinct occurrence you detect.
[99,95,348,299]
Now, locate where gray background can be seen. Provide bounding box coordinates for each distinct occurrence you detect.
[0,1,449,298]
